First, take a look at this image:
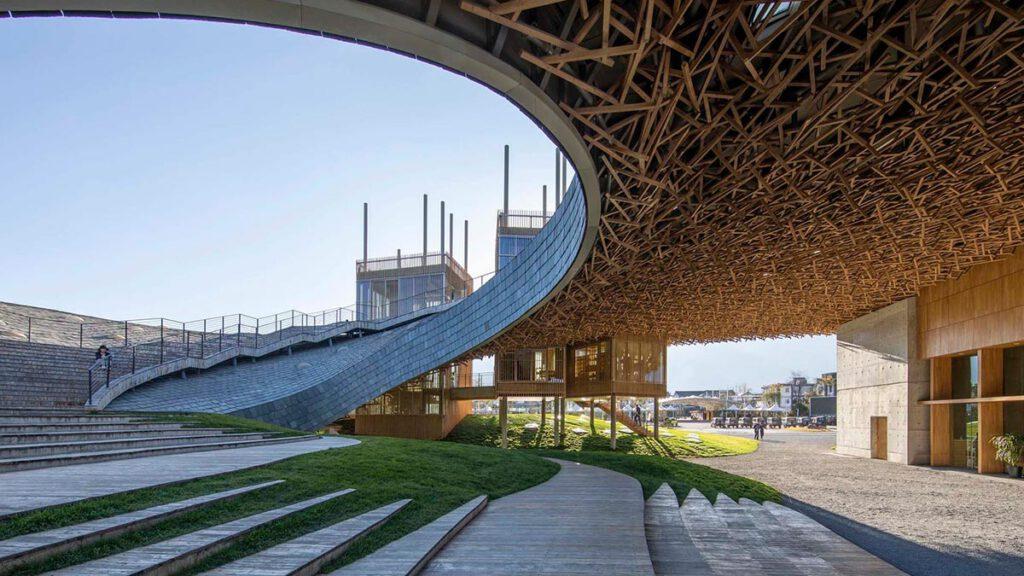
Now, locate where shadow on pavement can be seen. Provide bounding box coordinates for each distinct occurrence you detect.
[785,496,1024,576]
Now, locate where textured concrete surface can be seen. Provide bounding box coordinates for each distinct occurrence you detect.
[0,481,283,568]
[46,489,356,575]
[332,495,487,576]
[202,499,409,575]
[686,425,1024,576]
[421,458,654,576]
[0,436,357,517]
[836,298,930,464]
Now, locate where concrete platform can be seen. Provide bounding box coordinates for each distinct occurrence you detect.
[420,459,654,576]
[0,436,358,518]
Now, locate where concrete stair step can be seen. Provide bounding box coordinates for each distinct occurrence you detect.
[45,488,356,576]
[0,427,224,445]
[0,435,318,473]
[0,432,265,458]
[0,480,284,571]
[330,495,486,576]
[0,422,184,434]
[202,499,410,576]
[0,415,137,426]
[644,484,714,576]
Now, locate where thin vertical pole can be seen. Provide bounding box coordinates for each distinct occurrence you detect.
[610,394,617,450]
[554,395,561,445]
[422,193,428,265]
[500,396,508,449]
[123,321,128,347]
[654,397,660,437]
[362,202,368,264]
[397,248,401,269]
[541,396,547,427]
[555,149,561,207]
[503,145,509,219]
[542,185,547,218]
[27,318,31,343]
[562,151,568,197]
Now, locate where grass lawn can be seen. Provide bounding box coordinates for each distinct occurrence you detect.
[0,436,558,576]
[446,414,778,504]
[446,413,759,458]
[117,411,308,437]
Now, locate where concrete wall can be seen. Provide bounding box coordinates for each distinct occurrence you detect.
[836,298,930,464]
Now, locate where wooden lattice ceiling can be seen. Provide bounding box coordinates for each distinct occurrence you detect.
[470,0,1024,352]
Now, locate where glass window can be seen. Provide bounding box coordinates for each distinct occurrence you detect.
[951,354,978,399]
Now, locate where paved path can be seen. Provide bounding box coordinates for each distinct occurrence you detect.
[421,458,654,576]
[681,424,1024,576]
[0,436,358,517]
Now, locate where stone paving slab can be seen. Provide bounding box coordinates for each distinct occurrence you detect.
[44,489,356,575]
[420,459,654,576]
[0,436,358,518]
[0,480,283,570]
[331,495,487,576]
[644,484,714,576]
[677,489,905,575]
[202,499,410,575]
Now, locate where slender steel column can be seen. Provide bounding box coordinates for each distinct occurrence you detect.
[542,185,547,217]
[555,149,561,207]
[503,144,509,219]
[610,394,617,450]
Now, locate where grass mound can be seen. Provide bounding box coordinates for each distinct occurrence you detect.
[1,436,558,576]
[447,414,758,458]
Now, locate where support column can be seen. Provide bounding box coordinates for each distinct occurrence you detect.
[589,399,595,430]
[610,394,617,450]
[930,357,952,466]
[541,396,547,427]
[560,396,566,439]
[654,397,660,437]
[553,396,561,446]
[978,348,1004,474]
[499,396,508,449]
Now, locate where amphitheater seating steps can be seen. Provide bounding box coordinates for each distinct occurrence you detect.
[0,410,316,473]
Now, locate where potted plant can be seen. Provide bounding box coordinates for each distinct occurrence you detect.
[990,434,1024,478]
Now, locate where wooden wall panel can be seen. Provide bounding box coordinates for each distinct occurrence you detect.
[919,249,1024,358]
[355,414,443,440]
[978,349,1005,474]
[930,357,952,467]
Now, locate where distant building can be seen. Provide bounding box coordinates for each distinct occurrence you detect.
[814,372,837,397]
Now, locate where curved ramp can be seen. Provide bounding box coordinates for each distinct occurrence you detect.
[110,181,588,430]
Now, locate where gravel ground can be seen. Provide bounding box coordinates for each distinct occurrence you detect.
[682,424,1024,576]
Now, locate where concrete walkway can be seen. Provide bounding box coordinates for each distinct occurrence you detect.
[682,425,1024,576]
[421,458,654,576]
[0,436,358,517]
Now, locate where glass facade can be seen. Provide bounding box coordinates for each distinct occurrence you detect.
[497,235,534,270]
[357,274,444,321]
[356,365,460,416]
[950,354,979,469]
[496,348,564,382]
[611,336,665,384]
[573,341,611,387]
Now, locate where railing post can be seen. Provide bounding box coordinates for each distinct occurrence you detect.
[159,318,164,363]
[201,319,206,358]
[26,318,31,343]
[105,358,110,388]
[123,321,128,347]
[79,324,83,348]
[131,347,136,373]
[255,317,260,349]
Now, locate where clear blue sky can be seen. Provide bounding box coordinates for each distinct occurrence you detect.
[0,17,835,391]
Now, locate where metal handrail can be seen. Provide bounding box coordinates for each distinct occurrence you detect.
[82,270,498,403]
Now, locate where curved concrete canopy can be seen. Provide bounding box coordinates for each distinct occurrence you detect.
[6,2,1024,350]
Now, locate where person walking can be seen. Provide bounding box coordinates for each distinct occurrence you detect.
[753,420,764,440]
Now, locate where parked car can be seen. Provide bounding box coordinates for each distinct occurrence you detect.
[785,417,798,427]
[740,416,752,428]
[769,417,782,429]
[799,417,811,427]
[711,417,723,428]
[726,417,738,428]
